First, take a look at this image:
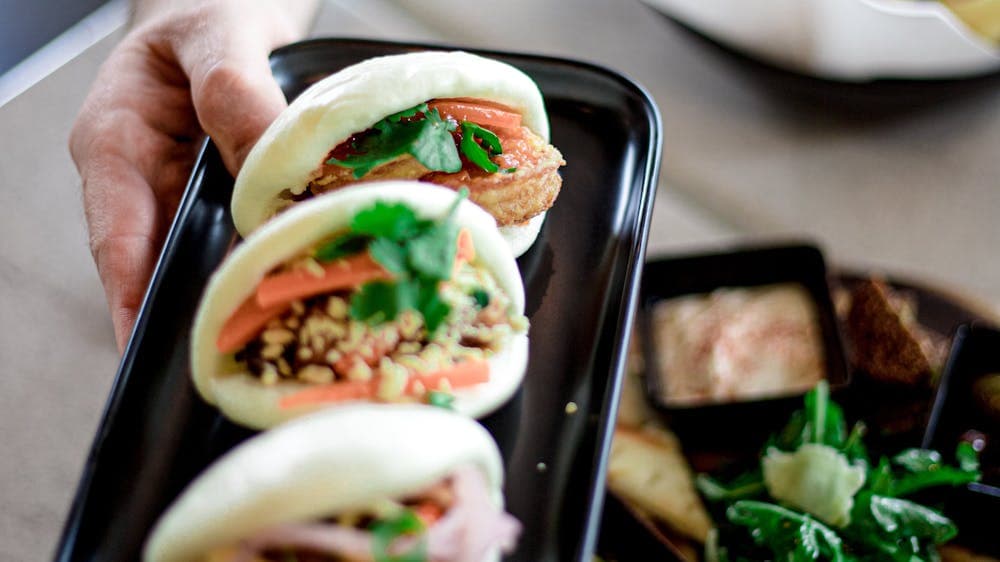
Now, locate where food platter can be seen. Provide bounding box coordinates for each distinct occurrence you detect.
[53,38,661,562]
[598,246,999,562]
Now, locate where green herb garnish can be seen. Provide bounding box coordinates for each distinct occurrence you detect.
[701,382,982,562]
[328,104,461,178]
[341,190,468,334]
[314,232,370,263]
[428,390,455,410]
[370,509,426,562]
[727,501,846,562]
[471,288,490,308]
[460,122,502,173]
[327,103,507,178]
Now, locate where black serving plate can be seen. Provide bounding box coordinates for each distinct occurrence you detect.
[923,323,1000,557]
[637,244,850,445]
[54,38,661,562]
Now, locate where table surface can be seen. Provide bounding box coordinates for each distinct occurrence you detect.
[2,1,998,560]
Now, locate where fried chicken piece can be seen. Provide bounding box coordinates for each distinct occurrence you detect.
[308,126,564,227]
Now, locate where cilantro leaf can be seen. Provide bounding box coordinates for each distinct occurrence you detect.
[370,509,426,562]
[369,238,409,275]
[417,280,451,333]
[351,202,425,241]
[460,122,501,173]
[350,281,418,325]
[428,390,455,410]
[410,109,461,173]
[408,223,459,280]
[345,190,469,332]
[328,104,461,179]
[314,232,370,262]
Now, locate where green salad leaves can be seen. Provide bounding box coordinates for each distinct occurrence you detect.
[313,190,468,333]
[701,382,981,562]
[327,103,507,178]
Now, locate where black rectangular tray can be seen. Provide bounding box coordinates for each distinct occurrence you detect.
[54,38,661,562]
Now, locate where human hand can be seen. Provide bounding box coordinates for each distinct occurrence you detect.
[70,0,315,351]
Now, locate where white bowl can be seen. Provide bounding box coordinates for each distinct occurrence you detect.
[643,0,1000,81]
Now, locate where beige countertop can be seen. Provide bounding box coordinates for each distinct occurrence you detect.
[2,0,997,560]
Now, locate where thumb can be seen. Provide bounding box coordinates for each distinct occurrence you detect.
[179,30,290,177]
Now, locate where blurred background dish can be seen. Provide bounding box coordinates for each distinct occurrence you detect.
[642,0,1000,80]
[601,246,1000,562]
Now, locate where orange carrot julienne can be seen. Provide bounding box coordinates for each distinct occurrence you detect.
[255,252,390,309]
[278,380,375,409]
[277,359,490,409]
[456,228,475,263]
[413,502,445,526]
[427,99,522,131]
[407,358,490,394]
[216,296,291,354]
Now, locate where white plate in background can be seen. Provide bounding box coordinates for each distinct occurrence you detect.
[643,0,1000,81]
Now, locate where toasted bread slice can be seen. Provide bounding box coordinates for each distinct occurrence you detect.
[846,278,947,385]
[607,425,712,543]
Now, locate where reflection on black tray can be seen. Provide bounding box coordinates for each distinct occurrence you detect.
[54,38,661,562]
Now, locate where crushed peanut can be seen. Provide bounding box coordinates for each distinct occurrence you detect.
[234,260,529,400]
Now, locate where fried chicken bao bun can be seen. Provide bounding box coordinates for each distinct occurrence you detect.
[231,51,558,257]
[143,405,506,562]
[192,182,528,429]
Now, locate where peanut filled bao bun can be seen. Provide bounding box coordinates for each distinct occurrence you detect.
[231,50,565,257]
[192,182,529,429]
[143,405,521,562]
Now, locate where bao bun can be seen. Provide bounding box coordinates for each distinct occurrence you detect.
[192,181,529,429]
[231,51,551,255]
[143,404,504,562]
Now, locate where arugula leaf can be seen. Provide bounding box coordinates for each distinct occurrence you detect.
[868,457,895,496]
[314,232,370,263]
[843,492,957,562]
[869,445,980,497]
[892,449,942,473]
[855,494,957,544]
[697,472,766,502]
[329,104,461,178]
[956,442,980,472]
[727,501,846,562]
[841,422,869,464]
[370,509,427,562]
[460,122,502,173]
[428,390,455,410]
[471,288,490,308]
[889,466,979,497]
